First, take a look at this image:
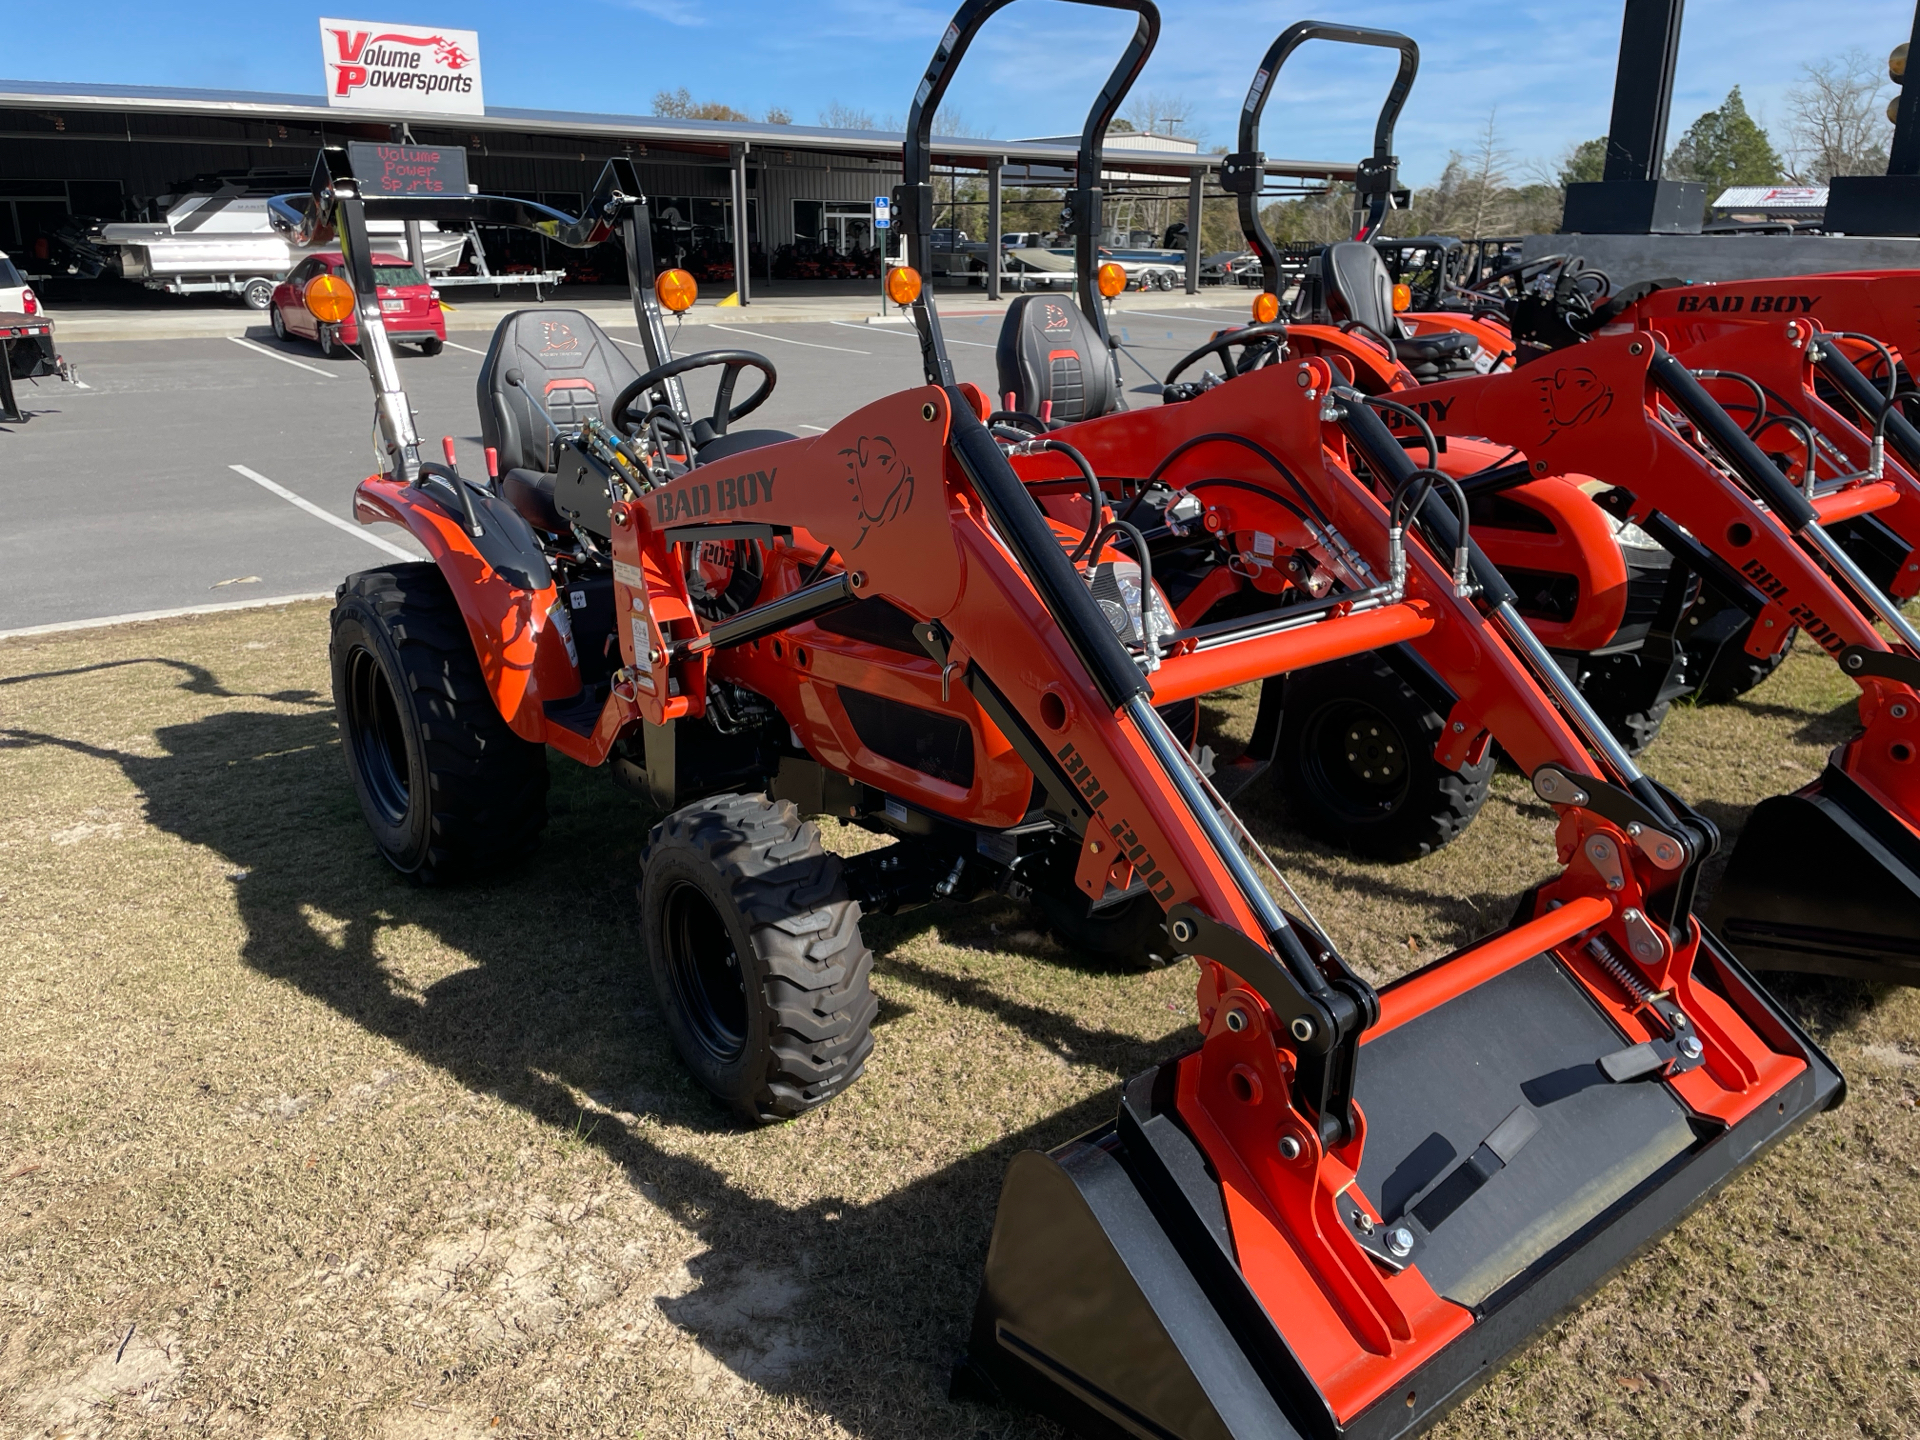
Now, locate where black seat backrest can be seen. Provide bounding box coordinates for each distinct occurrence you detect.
[994,294,1118,424]
[477,309,641,473]
[1320,241,1404,340]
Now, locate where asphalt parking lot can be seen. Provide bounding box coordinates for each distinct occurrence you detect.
[0,299,1256,635]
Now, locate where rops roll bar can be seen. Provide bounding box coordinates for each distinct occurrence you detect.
[894,0,1161,388]
[1225,22,1418,299]
[269,149,696,480]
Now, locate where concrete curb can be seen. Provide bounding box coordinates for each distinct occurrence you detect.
[0,592,332,641]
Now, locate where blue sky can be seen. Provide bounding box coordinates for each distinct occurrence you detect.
[5,0,1907,183]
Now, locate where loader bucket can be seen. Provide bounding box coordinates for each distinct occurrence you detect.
[1707,763,1920,984]
[958,930,1841,1440]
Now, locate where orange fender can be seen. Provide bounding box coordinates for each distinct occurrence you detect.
[353,477,583,745]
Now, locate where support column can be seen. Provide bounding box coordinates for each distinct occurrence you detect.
[987,159,1003,301]
[731,144,751,306]
[1600,0,1686,183]
[403,220,425,275]
[1185,168,1203,295]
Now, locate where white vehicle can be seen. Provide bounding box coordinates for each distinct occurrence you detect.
[0,250,36,315]
[0,248,69,386]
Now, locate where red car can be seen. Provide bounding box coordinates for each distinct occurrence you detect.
[269,251,445,357]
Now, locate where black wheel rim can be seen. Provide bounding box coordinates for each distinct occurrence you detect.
[1300,700,1411,822]
[661,881,749,1064]
[343,644,412,825]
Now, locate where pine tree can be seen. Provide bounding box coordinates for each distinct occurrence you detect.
[1560,136,1609,187]
[1664,87,1785,197]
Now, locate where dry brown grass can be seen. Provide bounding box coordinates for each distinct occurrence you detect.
[0,601,1915,1439]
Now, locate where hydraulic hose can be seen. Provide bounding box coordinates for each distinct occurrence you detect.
[945,390,1150,711]
[1648,349,1818,533]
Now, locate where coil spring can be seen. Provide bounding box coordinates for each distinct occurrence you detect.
[1585,932,1654,1006]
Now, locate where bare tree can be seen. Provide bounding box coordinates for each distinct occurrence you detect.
[653,87,752,122]
[818,101,877,131]
[1786,49,1891,181]
[1123,92,1203,144]
[1461,111,1512,238]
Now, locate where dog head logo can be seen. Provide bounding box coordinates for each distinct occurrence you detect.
[839,435,914,548]
[540,320,579,353]
[1536,366,1612,441]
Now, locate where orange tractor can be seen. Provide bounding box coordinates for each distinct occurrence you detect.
[283,2,1844,1434]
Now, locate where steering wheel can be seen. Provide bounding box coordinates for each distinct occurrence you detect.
[1163,321,1292,391]
[610,349,777,446]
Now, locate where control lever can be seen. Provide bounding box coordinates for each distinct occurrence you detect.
[436,435,483,538]
[504,367,565,438]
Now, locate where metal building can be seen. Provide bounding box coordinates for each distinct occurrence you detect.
[0,78,1282,303]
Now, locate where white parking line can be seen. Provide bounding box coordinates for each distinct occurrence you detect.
[226,335,340,378]
[228,464,416,560]
[705,323,868,355]
[443,340,488,356]
[831,321,993,348]
[1121,310,1232,326]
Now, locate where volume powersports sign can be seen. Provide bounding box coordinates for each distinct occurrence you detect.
[320,18,484,115]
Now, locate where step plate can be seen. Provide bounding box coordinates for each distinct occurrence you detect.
[1354,953,1696,1309]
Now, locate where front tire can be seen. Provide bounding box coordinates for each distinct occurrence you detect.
[1034,885,1169,970]
[640,794,877,1122]
[1277,654,1492,861]
[242,277,274,310]
[330,564,549,882]
[270,306,288,341]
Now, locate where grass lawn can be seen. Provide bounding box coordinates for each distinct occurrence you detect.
[1,600,1915,1439]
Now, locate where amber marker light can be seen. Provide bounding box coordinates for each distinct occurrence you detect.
[1392,282,1412,313]
[1252,291,1281,324]
[304,272,356,323]
[886,265,923,306]
[655,268,698,313]
[1096,262,1128,298]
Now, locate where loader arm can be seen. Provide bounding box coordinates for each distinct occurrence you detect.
[1400,333,1920,810]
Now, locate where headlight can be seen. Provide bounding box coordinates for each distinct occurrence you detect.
[1088,557,1174,648]
[1606,511,1665,555]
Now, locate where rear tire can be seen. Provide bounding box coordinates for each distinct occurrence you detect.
[242,277,274,310]
[319,324,337,357]
[640,794,877,1122]
[420,336,445,356]
[1277,654,1491,861]
[330,564,549,882]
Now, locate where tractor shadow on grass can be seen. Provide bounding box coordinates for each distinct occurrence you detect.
[0,701,1170,1436]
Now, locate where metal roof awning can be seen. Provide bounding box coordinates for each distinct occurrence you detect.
[0,77,1351,183]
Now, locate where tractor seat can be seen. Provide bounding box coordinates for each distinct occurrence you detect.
[1393,328,1480,381]
[1319,241,1480,379]
[995,294,1118,424]
[478,308,641,474]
